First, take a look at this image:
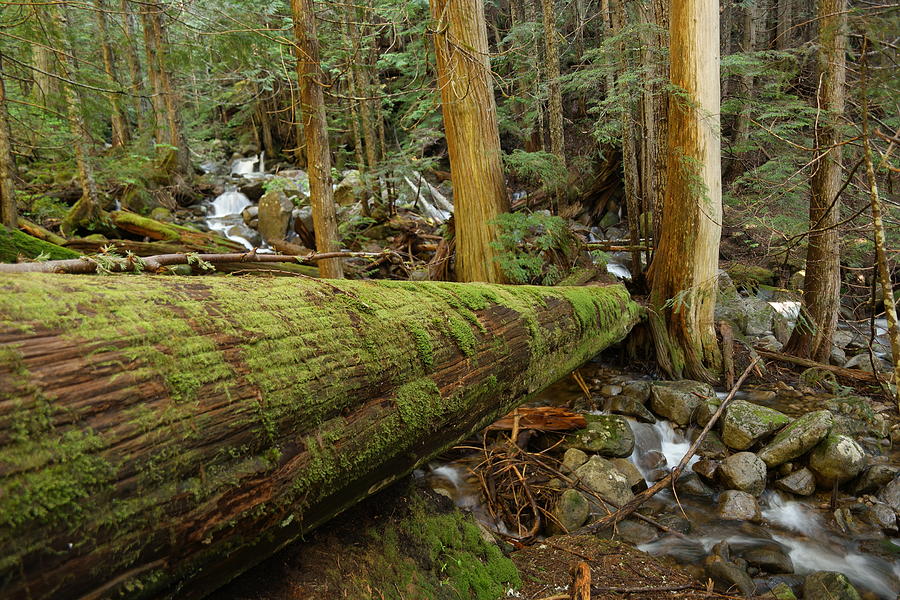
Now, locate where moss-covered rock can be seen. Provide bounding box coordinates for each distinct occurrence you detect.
[566,414,635,457]
[726,263,776,289]
[803,571,861,600]
[721,400,790,451]
[757,410,834,468]
[808,433,866,488]
[650,380,714,426]
[0,225,80,263]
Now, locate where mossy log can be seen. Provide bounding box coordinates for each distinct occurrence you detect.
[0,275,642,599]
[0,224,81,263]
[109,210,247,253]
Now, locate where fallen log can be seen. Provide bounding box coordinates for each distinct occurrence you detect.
[109,210,247,253]
[0,224,81,263]
[0,275,642,599]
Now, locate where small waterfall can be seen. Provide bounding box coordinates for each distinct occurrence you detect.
[210,188,251,218]
[207,187,254,250]
[606,261,632,281]
[230,153,265,177]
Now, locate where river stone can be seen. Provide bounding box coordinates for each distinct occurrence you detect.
[802,571,861,600]
[547,489,590,534]
[620,380,652,405]
[721,400,790,450]
[567,414,635,458]
[769,582,798,600]
[650,380,715,425]
[257,189,294,243]
[693,458,720,483]
[694,397,722,427]
[334,169,363,206]
[719,452,767,496]
[561,448,589,472]
[656,512,692,534]
[615,519,658,544]
[878,474,900,513]
[717,490,761,522]
[757,410,834,468]
[697,430,728,459]
[808,433,866,488]
[775,468,816,496]
[572,455,634,507]
[610,458,646,492]
[851,464,899,495]
[676,471,716,497]
[607,396,656,423]
[241,204,259,228]
[742,545,794,574]
[704,560,756,597]
[864,502,897,532]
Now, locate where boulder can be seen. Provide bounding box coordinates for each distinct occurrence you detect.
[572,455,634,508]
[607,396,656,423]
[675,471,715,497]
[757,410,834,468]
[609,458,646,492]
[802,571,861,600]
[561,448,588,472]
[333,170,364,206]
[547,489,590,534]
[717,490,762,522]
[719,452,767,496]
[650,380,714,425]
[257,189,294,243]
[878,475,900,513]
[807,433,866,488]
[692,458,720,483]
[694,397,721,427]
[566,415,635,458]
[696,430,728,459]
[851,464,899,496]
[705,560,756,597]
[775,468,816,496]
[241,205,259,229]
[721,401,790,451]
[620,380,651,405]
[769,582,798,600]
[741,545,794,575]
[614,519,658,545]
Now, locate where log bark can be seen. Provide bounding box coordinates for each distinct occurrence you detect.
[0,276,642,599]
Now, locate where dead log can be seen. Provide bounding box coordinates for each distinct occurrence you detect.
[0,275,642,599]
[109,210,247,253]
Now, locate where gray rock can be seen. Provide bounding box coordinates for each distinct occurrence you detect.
[863,502,897,532]
[610,458,646,492]
[676,471,716,497]
[692,458,720,483]
[562,448,589,472]
[775,468,816,496]
[572,455,634,507]
[607,396,656,423]
[650,380,715,425]
[878,474,900,513]
[257,189,294,243]
[616,519,658,544]
[757,410,834,468]
[620,380,651,405]
[802,571,861,600]
[547,489,590,534]
[741,545,794,574]
[333,169,363,206]
[241,204,259,228]
[705,560,756,597]
[697,431,728,459]
[694,397,722,427]
[600,384,623,396]
[844,353,890,372]
[808,433,866,488]
[851,464,899,495]
[718,490,762,522]
[719,452,767,496]
[655,512,692,534]
[721,400,790,451]
[567,414,635,458]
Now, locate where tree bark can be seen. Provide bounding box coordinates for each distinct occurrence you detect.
[95,0,130,147]
[775,0,793,50]
[0,275,641,599]
[783,0,846,362]
[120,0,147,130]
[541,0,565,166]
[0,60,17,228]
[430,0,510,282]
[647,0,723,382]
[292,0,344,278]
[731,0,761,157]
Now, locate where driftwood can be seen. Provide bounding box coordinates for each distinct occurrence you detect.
[0,275,642,599]
[487,407,587,432]
[754,347,879,383]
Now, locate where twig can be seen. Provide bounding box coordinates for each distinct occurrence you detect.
[577,359,759,533]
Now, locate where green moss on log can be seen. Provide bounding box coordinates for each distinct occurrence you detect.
[0,225,80,263]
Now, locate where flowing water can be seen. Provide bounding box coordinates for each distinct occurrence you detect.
[207,187,255,250]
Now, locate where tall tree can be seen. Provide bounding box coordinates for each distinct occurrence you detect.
[120,0,147,130]
[541,0,565,166]
[292,0,344,278]
[95,0,130,147]
[0,59,16,228]
[647,0,723,382]
[783,0,846,362]
[430,0,510,283]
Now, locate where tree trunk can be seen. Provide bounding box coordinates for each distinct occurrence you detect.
[643,0,669,254]
[95,0,130,147]
[731,0,760,157]
[648,0,723,382]
[291,0,344,279]
[541,0,565,166]
[0,61,17,228]
[120,0,148,131]
[430,0,510,283]
[775,0,793,50]
[0,275,641,600]
[783,0,846,362]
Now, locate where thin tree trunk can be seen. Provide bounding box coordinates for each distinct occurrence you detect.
[732,0,760,153]
[95,0,130,147]
[648,0,723,382]
[643,0,669,263]
[783,0,846,362]
[430,0,510,283]
[346,3,381,205]
[541,0,565,166]
[292,0,344,278]
[0,59,16,228]
[120,0,147,130]
[775,0,793,50]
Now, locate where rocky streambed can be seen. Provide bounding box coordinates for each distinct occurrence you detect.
[426,368,900,600]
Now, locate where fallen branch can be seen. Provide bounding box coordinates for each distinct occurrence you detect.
[570,561,591,600]
[578,359,759,532]
[754,348,878,383]
[0,249,399,274]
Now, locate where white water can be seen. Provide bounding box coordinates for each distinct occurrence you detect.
[627,419,699,484]
[230,152,265,177]
[606,261,632,281]
[761,491,824,533]
[207,188,254,250]
[210,188,251,218]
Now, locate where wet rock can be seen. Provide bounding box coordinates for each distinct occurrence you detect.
[718,452,767,496]
[774,468,816,496]
[769,581,798,600]
[333,170,363,206]
[741,545,794,574]
[241,205,259,228]
[692,458,720,483]
[600,384,623,396]
[696,430,728,459]
[607,396,656,423]
[850,464,899,495]
[572,455,634,507]
[808,433,866,488]
[610,458,646,492]
[650,380,714,425]
[257,189,293,243]
[615,519,658,544]
[547,489,589,534]
[704,560,756,597]
[757,410,834,468]
[721,400,790,451]
[620,380,652,405]
[693,397,721,427]
[638,449,667,472]
[802,571,861,600]
[878,474,900,513]
[675,471,715,497]
[567,414,635,458]
[562,448,589,472]
[237,179,266,201]
[655,512,692,534]
[864,502,897,533]
[717,490,761,522]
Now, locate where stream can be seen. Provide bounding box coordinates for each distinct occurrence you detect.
[422,364,900,599]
